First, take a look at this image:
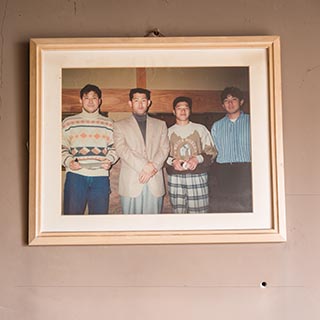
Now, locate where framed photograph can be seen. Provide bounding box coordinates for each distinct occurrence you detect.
[29,36,286,245]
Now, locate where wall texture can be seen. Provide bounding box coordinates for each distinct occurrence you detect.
[1,0,319,319]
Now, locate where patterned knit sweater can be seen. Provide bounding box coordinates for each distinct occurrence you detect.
[62,109,118,177]
[166,121,217,175]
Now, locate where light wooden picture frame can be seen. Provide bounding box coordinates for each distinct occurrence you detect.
[29,36,286,245]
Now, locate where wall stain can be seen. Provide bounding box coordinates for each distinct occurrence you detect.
[0,0,9,120]
[74,1,77,16]
[300,64,320,88]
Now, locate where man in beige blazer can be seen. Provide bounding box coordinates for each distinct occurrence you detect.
[113,88,170,214]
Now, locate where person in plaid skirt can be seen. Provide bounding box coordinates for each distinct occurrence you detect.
[166,96,217,213]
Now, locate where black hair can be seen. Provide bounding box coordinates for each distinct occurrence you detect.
[129,88,151,100]
[220,87,244,103]
[80,84,102,99]
[173,96,192,110]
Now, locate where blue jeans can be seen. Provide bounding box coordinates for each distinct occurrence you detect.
[63,172,110,215]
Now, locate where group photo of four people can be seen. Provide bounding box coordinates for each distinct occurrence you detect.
[62,83,251,215]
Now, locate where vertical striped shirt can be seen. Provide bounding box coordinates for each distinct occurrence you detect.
[211,112,251,163]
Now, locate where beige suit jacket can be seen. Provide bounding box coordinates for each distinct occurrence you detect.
[113,115,170,198]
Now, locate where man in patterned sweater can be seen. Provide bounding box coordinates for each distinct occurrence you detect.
[166,96,217,213]
[62,84,118,214]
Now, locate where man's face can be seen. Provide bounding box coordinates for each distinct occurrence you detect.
[222,94,244,115]
[173,102,191,122]
[80,91,101,113]
[129,93,150,115]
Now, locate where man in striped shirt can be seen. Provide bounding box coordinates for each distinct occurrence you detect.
[210,87,252,212]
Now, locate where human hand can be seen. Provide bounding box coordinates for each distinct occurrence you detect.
[100,160,112,170]
[138,170,153,184]
[185,156,199,171]
[144,162,158,175]
[172,159,185,171]
[69,159,81,170]
[139,163,157,184]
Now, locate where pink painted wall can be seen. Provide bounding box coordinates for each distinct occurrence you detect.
[1,0,319,319]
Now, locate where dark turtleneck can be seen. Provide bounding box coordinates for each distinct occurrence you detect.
[133,113,147,143]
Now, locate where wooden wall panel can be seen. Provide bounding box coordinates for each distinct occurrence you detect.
[63,88,227,113]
